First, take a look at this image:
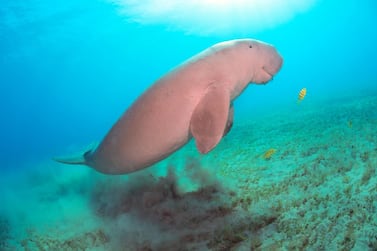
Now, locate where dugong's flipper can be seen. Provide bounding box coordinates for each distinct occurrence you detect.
[223,105,234,137]
[190,84,230,154]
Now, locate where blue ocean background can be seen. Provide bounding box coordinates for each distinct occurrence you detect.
[0,0,376,250]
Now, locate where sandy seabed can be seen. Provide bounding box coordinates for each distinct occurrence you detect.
[1,91,376,251]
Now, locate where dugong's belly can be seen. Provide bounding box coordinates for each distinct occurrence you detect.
[90,73,207,173]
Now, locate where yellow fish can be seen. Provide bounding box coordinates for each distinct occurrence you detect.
[298,88,307,103]
[263,148,276,160]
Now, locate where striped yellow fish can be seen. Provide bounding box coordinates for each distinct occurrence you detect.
[298,88,307,103]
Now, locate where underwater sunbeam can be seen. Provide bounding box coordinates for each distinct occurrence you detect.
[109,0,319,35]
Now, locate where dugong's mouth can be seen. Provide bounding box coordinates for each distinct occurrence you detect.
[262,66,273,79]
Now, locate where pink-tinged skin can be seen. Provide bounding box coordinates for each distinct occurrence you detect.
[66,39,283,174]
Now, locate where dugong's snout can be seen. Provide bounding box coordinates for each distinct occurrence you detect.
[271,49,283,73]
[254,44,283,84]
[264,46,283,76]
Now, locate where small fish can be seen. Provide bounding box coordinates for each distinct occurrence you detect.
[348,120,352,128]
[263,148,276,160]
[298,88,307,103]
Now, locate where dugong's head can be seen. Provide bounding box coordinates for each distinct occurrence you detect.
[222,39,283,85]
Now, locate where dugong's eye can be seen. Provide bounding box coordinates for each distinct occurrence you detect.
[249,45,253,48]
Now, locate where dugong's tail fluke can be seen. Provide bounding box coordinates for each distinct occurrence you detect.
[53,150,91,166]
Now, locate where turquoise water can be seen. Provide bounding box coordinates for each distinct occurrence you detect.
[0,0,376,250]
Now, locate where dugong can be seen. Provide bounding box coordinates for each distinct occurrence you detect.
[56,39,283,174]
